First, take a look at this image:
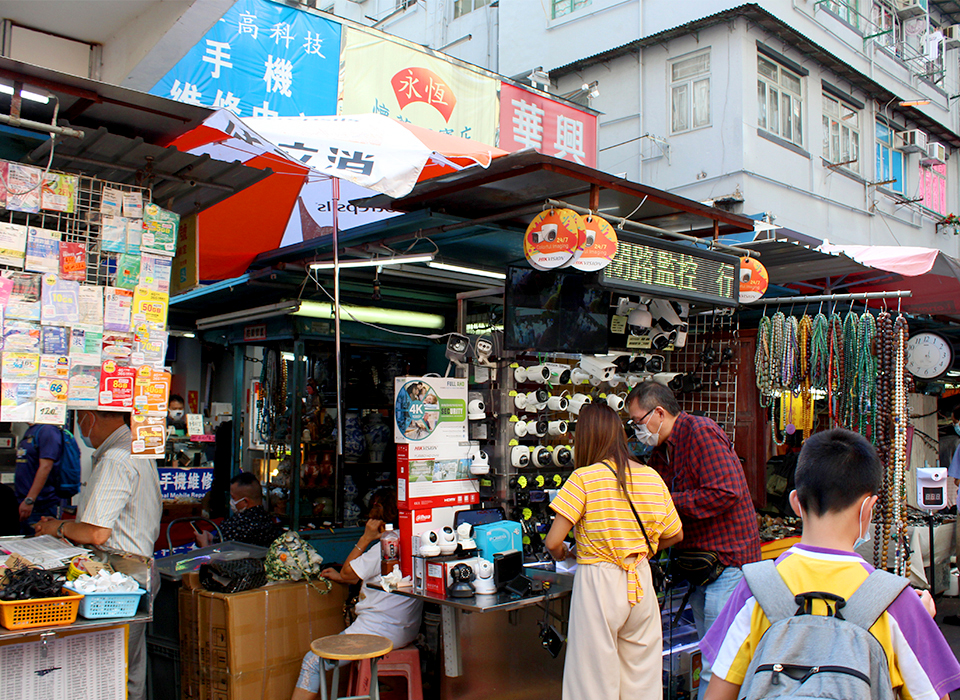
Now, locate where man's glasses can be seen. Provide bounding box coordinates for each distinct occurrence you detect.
[625,408,655,439]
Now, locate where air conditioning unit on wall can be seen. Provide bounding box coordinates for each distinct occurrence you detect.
[898,129,928,154]
[922,142,947,165]
[897,0,929,19]
[944,25,960,48]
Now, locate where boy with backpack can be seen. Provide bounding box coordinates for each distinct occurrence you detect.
[702,428,960,700]
[14,423,82,534]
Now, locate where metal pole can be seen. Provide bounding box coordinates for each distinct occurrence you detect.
[928,513,937,597]
[332,177,343,524]
[0,113,84,139]
[544,197,758,258]
[752,290,912,306]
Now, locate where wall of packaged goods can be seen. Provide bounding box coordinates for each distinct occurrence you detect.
[0,162,177,456]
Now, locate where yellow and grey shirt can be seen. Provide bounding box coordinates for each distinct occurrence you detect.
[77,424,162,558]
[550,459,681,604]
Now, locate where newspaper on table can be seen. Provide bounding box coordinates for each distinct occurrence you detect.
[0,535,88,569]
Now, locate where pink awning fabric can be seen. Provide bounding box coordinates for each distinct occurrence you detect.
[817,243,940,277]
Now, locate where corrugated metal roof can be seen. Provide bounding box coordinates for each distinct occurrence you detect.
[737,237,872,284]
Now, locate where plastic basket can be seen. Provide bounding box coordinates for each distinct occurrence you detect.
[0,589,83,630]
[65,585,146,619]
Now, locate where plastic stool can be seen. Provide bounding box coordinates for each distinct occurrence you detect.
[350,646,423,700]
[311,633,393,700]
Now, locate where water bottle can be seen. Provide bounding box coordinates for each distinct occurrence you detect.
[380,524,401,577]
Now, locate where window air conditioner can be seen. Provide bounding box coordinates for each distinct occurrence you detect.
[897,129,928,154]
[921,142,947,165]
[897,0,929,19]
[944,25,960,49]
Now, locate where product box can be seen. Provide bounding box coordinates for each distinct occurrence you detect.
[423,555,479,597]
[179,581,346,700]
[398,504,473,578]
[474,520,523,560]
[394,376,467,445]
[397,442,480,510]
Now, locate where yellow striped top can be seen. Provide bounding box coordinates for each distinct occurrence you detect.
[551,459,681,604]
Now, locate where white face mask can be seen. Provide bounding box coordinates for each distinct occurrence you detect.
[633,410,662,447]
[854,497,872,549]
[168,409,184,422]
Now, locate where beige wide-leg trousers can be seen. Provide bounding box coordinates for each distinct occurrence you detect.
[562,558,663,700]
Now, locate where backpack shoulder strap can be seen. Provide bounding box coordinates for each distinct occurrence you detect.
[742,560,798,623]
[841,569,910,631]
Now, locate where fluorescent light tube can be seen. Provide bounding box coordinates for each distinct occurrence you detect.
[292,300,444,329]
[309,253,434,270]
[427,262,506,279]
[0,84,50,104]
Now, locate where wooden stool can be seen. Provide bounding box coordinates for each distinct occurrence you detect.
[310,634,394,700]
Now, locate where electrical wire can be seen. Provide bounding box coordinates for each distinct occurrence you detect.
[0,95,60,198]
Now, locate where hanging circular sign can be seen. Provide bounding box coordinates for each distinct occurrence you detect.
[523,208,585,270]
[571,216,618,271]
[739,257,769,304]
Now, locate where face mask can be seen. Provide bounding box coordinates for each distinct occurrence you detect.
[633,410,662,447]
[853,497,872,549]
[169,410,184,421]
[79,416,95,449]
[229,497,247,514]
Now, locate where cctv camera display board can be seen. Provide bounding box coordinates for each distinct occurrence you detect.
[504,266,609,353]
[598,232,740,307]
[394,376,467,445]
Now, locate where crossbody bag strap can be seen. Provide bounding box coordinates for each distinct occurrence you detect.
[604,462,655,557]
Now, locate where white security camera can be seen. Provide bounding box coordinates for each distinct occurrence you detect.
[475,558,497,594]
[475,335,495,367]
[525,365,551,384]
[568,393,592,415]
[546,394,569,411]
[579,355,617,383]
[469,448,490,475]
[534,447,553,468]
[514,366,528,383]
[457,523,477,551]
[525,389,548,411]
[532,224,558,244]
[419,530,442,557]
[547,420,568,436]
[552,446,573,467]
[514,420,529,437]
[511,445,531,468]
[438,526,458,555]
[526,419,547,437]
[543,362,572,384]
[570,367,591,385]
[468,398,486,420]
[649,299,689,349]
[606,393,626,411]
[514,393,528,411]
[445,333,471,364]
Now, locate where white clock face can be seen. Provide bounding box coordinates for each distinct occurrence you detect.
[906,333,953,379]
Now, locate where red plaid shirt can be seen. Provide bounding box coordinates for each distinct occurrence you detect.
[647,412,760,568]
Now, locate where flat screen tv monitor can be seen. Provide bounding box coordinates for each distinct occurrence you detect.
[504,266,609,353]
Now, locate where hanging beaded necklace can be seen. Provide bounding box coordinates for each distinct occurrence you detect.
[892,314,910,576]
[827,312,844,427]
[755,314,773,405]
[875,311,893,568]
[770,312,786,394]
[798,314,814,439]
[810,312,829,390]
[782,315,799,391]
[842,310,860,428]
[855,311,877,440]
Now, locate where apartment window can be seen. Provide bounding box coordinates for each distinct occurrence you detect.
[552,0,591,19]
[920,162,947,215]
[824,0,860,28]
[871,2,900,49]
[670,52,711,133]
[454,0,489,19]
[758,56,803,147]
[822,94,860,172]
[875,121,904,194]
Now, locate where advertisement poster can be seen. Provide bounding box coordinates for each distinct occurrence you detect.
[139,254,173,293]
[132,323,168,366]
[1,382,36,422]
[150,0,342,118]
[25,227,61,274]
[142,204,180,257]
[131,413,166,458]
[39,354,71,379]
[131,287,169,327]
[98,360,136,411]
[394,376,467,445]
[67,363,101,408]
[339,28,498,146]
[5,272,40,320]
[36,375,69,425]
[40,172,78,213]
[2,352,40,380]
[41,275,80,325]
[499,83,598,167]
[59,242,87,281]
[170,215,198,295]
[6,163,41,214]
[158,467,214,499]
[102,332,134,367]
[133,365,171,414]
[0,222,27,267]
[104,287,133,331]
[78,285,104,326]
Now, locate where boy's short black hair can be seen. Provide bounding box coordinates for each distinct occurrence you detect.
[795,428,881,516]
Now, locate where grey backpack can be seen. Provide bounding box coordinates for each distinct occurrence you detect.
[738,560,909,700]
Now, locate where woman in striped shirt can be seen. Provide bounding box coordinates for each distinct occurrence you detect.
[545,403,683,700]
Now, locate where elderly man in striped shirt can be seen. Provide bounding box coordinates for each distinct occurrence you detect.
[35,410,162,700]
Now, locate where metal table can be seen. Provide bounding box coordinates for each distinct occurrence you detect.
[0,611,152,641]
[378,567,573,677]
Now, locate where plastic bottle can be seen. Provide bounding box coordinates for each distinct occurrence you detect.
[380,524,401,577]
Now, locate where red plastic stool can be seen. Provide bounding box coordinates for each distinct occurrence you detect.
[350,645,423,700]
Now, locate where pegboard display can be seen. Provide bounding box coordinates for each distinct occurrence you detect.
[668,312,739,444]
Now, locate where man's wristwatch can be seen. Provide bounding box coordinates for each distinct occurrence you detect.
[56,522,67,539]
[23,497,35,506]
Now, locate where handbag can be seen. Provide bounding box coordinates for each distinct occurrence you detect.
[670,549,726,588]
[604,464,667,595]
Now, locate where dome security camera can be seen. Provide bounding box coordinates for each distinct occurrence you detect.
[438,526,458,555]
[457,523,477,551]
[419,530,442,557]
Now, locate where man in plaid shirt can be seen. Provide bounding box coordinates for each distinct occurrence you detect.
[627,382,760,700]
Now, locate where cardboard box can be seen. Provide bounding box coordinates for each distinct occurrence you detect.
[394,376,467,445]
[423,555,479,597]
[179,581,346,700]
[398,504,473,578]
[397,442,480,509]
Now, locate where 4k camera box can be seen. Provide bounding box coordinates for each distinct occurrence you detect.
[394,376,467,445]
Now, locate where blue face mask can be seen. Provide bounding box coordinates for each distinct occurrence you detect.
[79,417,95,449]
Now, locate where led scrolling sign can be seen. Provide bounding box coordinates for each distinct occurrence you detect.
[598,233,741,307]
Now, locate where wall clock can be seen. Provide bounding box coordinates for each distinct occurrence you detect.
[905,332,954,380]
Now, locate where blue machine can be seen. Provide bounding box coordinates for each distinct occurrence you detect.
[474,520,522,560]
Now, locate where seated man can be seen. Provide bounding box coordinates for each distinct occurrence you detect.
[195,472,283,548]
[292,489,423,700]
[702,428,960,700]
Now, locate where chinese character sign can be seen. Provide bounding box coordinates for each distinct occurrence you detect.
[150,0,341,118]
[498,83,597,168]
[339,28,498,146]
[159,467,214,501]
